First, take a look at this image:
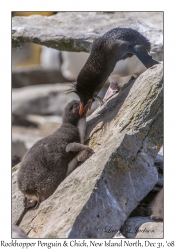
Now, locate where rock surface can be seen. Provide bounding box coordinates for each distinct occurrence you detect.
[12,64,163,238]
[135,222,163,238]
[12,132,41,158]
[12,12,163,60]
[12,115,62,162]
[12,83,78,116]
[12,83,107,116]
[12,225,28,238]
[129,146,163,217]
[12,66,67,88]
[120,216,163,238]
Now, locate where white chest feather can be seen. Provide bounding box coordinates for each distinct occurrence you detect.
[66,118,86,176]
[67,157,78,176]
[77,118,86,144]
[107,55,148,89]
[112,55,147,77]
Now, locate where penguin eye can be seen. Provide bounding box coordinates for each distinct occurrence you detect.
[72,104,79,112]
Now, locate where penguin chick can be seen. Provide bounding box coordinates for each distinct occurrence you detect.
[15,100,89,226]
[66,142,94,176]
[67,27,159,115]
[149,188,163,221]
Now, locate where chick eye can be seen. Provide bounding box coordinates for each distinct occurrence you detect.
[72,104,79,112]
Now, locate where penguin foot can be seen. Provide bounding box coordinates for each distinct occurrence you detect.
[66,142,94,153]
[77,148,94,162]
[66,142,88,152]
[66,142,94,161]
[15,196,40,226]
[103,83,119,101]
[23,196,39,209]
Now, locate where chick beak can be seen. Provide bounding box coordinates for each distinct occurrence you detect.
[79,104,84,116]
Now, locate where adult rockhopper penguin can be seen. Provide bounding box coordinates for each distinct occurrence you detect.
[15,100,93,226]
[67,27,160,116]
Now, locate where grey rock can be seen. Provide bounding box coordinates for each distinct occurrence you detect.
[120,216,154,238]
[153,147,163,191]
[12,12,163,60]
[154,148,163,173]
[12,115,62,160]
[158,146,163,156]
[155,146,163,167]
[12,66,67,88]
[12,64,163,238]
[155,154,163,168]
[12,139,27,159]
[12,134,36,166]
[12,83,79,116]
[135,222,163,238]
[149,188,163,221]
[128,146,163,217]
[153,173,163,192]
[113,232,125,238]
[12,43,33,68]
[129,179,163,217]
[12,224,28,238]
[121,216,163,238]
[12,132,41,155]
[130,194,154,217]
[12,155,21,167]
[12,83,106,116]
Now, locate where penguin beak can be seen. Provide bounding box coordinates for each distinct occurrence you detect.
[79,100,93,116]
[79,104,84,116]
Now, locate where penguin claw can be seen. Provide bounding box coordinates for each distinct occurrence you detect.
[66,142,94,161]
[77,148,94,161]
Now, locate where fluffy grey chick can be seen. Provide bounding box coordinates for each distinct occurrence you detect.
[149,188,163,221]
[15,100,92,226]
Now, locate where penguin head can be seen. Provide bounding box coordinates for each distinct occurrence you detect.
[78,94,93,117]
[72,83,94,116]
[62,100,89,125]
[63,83,93,117]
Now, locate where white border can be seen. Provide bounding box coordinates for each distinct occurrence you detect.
[0,0,174,247]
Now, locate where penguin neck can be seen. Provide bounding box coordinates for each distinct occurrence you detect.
[77,117,86,144]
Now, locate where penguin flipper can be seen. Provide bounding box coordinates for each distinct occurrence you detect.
[127,44,160,69]
[66,142,94,161]
[66,142,93,153]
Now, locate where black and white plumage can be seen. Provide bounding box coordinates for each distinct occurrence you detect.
[15,100,92,226]
[68,28,159,115]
